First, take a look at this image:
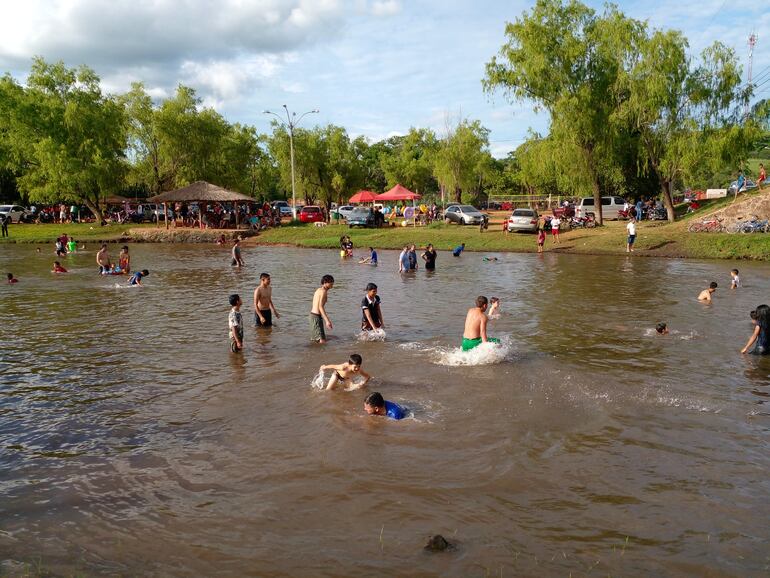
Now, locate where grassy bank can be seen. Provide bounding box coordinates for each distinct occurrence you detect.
[0,222,155,244]
[251,215,770,261]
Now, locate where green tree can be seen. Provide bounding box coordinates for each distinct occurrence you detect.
[618,32,753,220]
[0,58,126,223]
[433,118,491,204]
[484,0,642,223]
[380,128,439,195]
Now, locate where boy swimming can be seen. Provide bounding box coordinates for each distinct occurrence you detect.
[364,391,406,420]
[228,294,244,353]
[52,261,68,273]
[310,274,334,343]
[319,353,371,390]
[253,272,280,327]
[462,296,500,351]
[128,269,149,286]
[7,272,18,284]
[655,322,669,335]
[452,243,465,257]
[697,282,717,303]
[359,247,378,265]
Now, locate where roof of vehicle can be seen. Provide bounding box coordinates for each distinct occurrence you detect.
[512,208,536,215]
[301,205,322,211]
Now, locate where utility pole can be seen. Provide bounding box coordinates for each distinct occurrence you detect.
[746,33,757,118]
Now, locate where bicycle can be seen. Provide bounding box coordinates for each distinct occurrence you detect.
[687,217,724,233]
[726,216,769,234]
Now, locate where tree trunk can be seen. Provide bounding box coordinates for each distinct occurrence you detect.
[581,144,603,225]
[661,179,676,222]
[83,198,105,225]
[454,186,461,204]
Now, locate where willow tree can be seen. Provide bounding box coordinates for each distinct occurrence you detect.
[433,118,491,204]
[617,32,752,221]
[0,58,126,223]
[484,0,641,223]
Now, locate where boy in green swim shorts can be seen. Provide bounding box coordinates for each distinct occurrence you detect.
[461,295,500,351]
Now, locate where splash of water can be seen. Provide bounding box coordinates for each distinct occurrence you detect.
[311,370,327,390]
[433,336,512,366]
[356,328,387,342]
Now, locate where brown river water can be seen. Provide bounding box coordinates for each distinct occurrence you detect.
[1,243,769,577]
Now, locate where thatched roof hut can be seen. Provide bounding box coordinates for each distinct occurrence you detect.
[104,194,132,205]
[147,181,255,203]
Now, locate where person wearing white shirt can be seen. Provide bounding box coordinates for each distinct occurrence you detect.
[626,218,637,253]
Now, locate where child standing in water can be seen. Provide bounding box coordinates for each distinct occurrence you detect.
[361,282,384,332]
[253,272,280,327]
[537,228,546,253]
[228,294,244,353]
[231,237,244,268]
[488,297,501,318]
[128,269,149,286]
[319,354,371,390]
[119,246,131,274]
[741,304,769,355]
[730,269,740,289]
[310,274,334,344]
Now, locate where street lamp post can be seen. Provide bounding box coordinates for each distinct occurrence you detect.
[263,105,319,220]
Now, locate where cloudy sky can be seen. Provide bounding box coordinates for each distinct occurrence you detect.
[1,0,768,157]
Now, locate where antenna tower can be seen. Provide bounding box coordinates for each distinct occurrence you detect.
[746,33,757,117]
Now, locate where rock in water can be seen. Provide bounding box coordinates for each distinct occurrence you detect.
[424,534,451,552]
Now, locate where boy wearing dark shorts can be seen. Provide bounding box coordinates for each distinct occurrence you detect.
[361,282,385,331]
[228,294,244,352]
[310,275,334,344]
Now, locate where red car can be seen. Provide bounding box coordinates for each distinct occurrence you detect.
[299,205,325,223]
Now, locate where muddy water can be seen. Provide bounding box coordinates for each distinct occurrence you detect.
[1,244,769,577]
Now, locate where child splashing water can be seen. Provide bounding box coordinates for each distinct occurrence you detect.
[317,354,371,390]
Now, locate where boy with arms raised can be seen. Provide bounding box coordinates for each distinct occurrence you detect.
[253,272,280,327]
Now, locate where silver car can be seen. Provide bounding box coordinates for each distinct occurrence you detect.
[444,204,485,225]
[0,205,30,223]
[506,208,539,233]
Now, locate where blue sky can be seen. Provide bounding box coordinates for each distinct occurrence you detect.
[0,0,768,158]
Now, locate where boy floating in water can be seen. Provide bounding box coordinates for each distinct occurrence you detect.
[364,391,406,420]
[361,282,385,332]
[730,269,740,289]
[228,293,244,353]
[452,243,465,257]
[253,272,280,327]
[7,272,18,284]
[128,269,149,286]
[656,322,669,335]
[310,274,334,344]
[52,261,68,273]
[462,296,500,351]
[319,353,371,390]
[698,282,717,303]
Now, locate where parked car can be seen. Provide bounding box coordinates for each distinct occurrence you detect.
[347,207,375,228]
[0,205,31,223]
[575,196,626,220]
[138,204,175,223]
[443,204,486,225]
[331,205,356,221]
[552,204,575,219]
[271,200,293,217]
[506,208,539,233]
[299,205,325,223]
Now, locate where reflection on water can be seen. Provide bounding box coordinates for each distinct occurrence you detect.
[1,244,769,576]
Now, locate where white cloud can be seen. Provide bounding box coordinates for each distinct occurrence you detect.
[371,0,401,17]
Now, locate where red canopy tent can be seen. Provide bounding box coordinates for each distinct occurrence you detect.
[348,190,379,204]
[377,184,421,201]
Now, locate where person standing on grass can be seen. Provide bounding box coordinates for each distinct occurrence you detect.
[0,213,8,237]
[626,217,637,253]
[758,163,766,191]
[550,216,561,244]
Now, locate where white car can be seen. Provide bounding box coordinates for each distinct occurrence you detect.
[0,205,30,223]
[506,208,539,233]
[332,205,356,221]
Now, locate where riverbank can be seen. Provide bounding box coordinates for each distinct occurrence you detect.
[0,223,254,244]
[249,218,770,260]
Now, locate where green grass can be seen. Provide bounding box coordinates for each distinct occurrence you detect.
[0,222,156,244]
[252,217,770,261]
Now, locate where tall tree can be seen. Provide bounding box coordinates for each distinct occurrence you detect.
[484,0,641,223]
[433,118,491,203]
[380,128,439,195]
[0,58,126,223]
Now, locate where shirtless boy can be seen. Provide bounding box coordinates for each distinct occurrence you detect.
[231,238,244,268]
[319,353,371,390]
[96,244,111,274]
[254,272,280,327]
[698,282,718,303]
[310,274,334,343]
[462,295,500,351]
